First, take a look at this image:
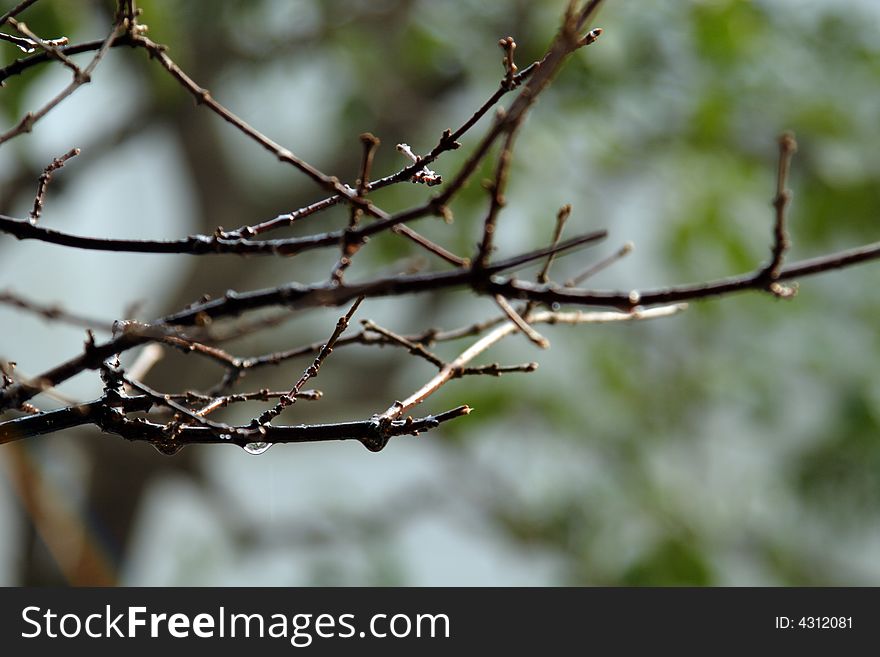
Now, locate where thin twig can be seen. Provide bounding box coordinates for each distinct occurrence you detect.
[0,395,471,449]
[121,374,232,434]
[361,320,445,368]
[475,125,518,269]
[332,133,380,283]
[760,131,798,296]
[373,303,685,426]
[0,0,41,29]
[459,362,537,377]
[128,33,382,218]
[193,388,322,418]
[168,59,544,242]
[29,147,80,223]
[564,242,634,287]
[7,18,74,69]
[252,297,364,426]
[493,294,549,349]
[0,30,67,53]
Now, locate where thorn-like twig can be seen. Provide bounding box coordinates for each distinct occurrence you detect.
[760,131,798,297]
[458,362,537,377]
[523,204,573,318]
[499,36,517,89]
[332,133,381,283]
[29,147,80,223]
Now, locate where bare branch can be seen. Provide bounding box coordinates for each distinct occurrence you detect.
[0,395,471,450]
[361,320,445,369]
[0,289,113,332]
[29,147,79,223]
[0,13,122,145]
[373,304,687,432]
[760,131,799,297]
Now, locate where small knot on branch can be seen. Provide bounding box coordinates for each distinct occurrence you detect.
[439,128,461,150]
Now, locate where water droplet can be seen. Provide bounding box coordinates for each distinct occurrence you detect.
[153,441,183,456]
[243,441,272,455]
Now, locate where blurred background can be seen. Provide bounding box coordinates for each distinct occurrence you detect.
[2,0,880,585]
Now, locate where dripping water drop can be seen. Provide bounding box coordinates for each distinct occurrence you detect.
[153,442,182,456]
[243,441,272,455]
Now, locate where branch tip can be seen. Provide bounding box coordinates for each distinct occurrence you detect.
[578,27,603,48]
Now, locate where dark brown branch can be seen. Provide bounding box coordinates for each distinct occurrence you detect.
[219,196,343,240]
[3,0,879,459]
[190,388,322,418]
[5,227,879,416]
[2,41,540,252]
[493,294,549,349]
[121,373,231,434]
[155,230,608,325]
[523,203,571,318]
[0,394,471,451]
[333,133,378,282]
[459,362,538,377]
[127,33,382,219]
[0,0,40,29]
[0,202,467,261]
[1,247,517,408]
